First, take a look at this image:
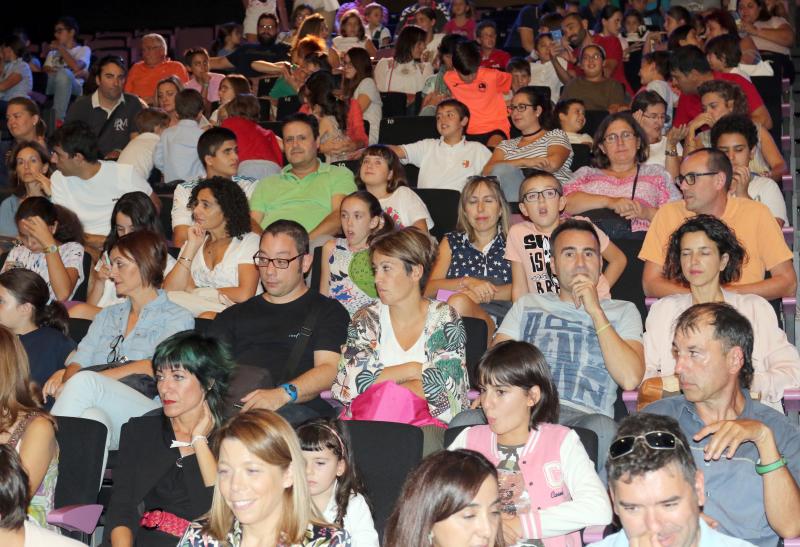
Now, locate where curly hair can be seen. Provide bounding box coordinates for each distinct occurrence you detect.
[662,214,746,286]
[188,177,251,239]
[697,80,748,117]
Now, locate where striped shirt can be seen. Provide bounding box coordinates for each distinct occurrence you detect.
[496,129,574,184]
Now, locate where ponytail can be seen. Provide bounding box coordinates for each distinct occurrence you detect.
[369,211,395,245]
[343,190,396,245]
[0,270,68,335]
[36,301,69,336]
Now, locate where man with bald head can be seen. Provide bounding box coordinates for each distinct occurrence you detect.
[124,33,188,105]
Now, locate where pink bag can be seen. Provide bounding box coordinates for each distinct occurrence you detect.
[341,381,446,429]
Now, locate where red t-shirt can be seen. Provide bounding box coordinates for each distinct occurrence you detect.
[673,71,766,127]
[592,34,632,96]
[443,18,476,40]
[221,117,283,166]
[480,49,512,70]
[445,67,512,137]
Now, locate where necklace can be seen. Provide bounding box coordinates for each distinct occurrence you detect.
[521,127,544,138]
[204,236,231,254]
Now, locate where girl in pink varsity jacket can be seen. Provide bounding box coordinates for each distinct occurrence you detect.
[449,341,612,547]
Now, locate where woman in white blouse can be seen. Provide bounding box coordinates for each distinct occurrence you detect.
[164,177,260,318]
[374,25,432,108]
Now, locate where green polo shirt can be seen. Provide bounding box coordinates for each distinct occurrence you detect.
[249,162,357,231]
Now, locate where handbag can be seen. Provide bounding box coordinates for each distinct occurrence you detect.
[582,165,642,240]
[341,381,446,429]
[224,298,323,414]
[82,362,158,399]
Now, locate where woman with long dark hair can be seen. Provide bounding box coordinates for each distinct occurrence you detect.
[340,47,381,145]
[0,141,52,237]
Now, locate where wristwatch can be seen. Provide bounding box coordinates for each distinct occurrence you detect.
[280,383,298,403]
[43,244,59,255]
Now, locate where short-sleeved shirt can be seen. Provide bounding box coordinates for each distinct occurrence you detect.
[185,232,261,290]
[446,231,511,286]
[644,392,800,547]
[504,5,537,50]
[747,175,788,225]
[402,137,492,192]
[445,68,512,137]
[124,59,189,101]
[496,130,574,184]
[184,72,226,103]
[443,18,476,40]
[560,78,626,111]
[354,78,382,145]
[0,58,33,100]
[224,42,290,78]
[209,290,349,414]
[50,161,154,235]
[752,17,792,56]
[497,292,643,417]
[592,34,632,96]
[564,164,680,232]
[379,186,434,229]
[638,197,793,284]
[249,162,357,231]
[505,218,612,299]
[374,59,434,95]
[2,242,85,300]
[480,49,512,70]
[44,45,91,85]
[673,72,765,127]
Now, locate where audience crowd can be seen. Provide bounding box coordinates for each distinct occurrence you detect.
[0,0,797,545]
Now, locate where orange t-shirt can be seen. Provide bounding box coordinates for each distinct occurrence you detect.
[444,67,512,137]
[124,60,189,102]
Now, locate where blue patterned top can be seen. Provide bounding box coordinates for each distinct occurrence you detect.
[445,231,511,286]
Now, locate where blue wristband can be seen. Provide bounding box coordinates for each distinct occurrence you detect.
[280,383,298,403]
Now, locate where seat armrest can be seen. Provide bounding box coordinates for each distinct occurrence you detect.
[47,504,103,535]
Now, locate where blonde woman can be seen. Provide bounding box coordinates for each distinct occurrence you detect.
[178,410,351,546]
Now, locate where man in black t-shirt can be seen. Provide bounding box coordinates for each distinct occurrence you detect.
[209,13,290,78]
[210,220,349,425]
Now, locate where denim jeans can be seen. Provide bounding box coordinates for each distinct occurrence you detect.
[45,68,82,122]
[487,162,526,202]
[51,371,161,451]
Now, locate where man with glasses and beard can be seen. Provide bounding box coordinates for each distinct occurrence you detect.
[592,412,757,547]
[641,303,800,547]
[210,13,290,78]
[209,219,349,425]
[639,148,794,300]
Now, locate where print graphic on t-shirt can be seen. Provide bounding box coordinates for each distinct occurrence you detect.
[383,206,405,228]
[522,233,559,294]
[521,309,614,415]
[497,444,545,547]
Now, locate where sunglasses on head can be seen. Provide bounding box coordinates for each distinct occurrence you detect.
[609,430,684,460]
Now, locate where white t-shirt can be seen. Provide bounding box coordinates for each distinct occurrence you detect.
[117,132,160,180]
[402,137,492,192]
[171,176,258,229]
[646,137,682,167]
[44,44,92,84]
[24,521,85,547]
[424,34,445,62]
[379,186,434,230]
[354,78,382,145]
[378,301,426,366]
[50,161,154,235]
[374,59,433,95]
[332,36,371,55]
[752,17,791,55]
[186,232,261,290]
[2,241,85,300]
[529,57,568,103]
[748,175,788,225]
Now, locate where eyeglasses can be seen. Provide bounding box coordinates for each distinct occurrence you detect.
[258,24,277,31]
[582,53,603,61]
[507,104,535,113]
[466,175,499,184]
[675,171,719,186]
[253,253,304,269]
[603,131,636,144]
[522,188,561,201]
[641,112,671,123]
[609,431,685,460]
[107,334,128,364]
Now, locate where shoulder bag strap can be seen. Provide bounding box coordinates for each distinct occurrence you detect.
[630,164,641,199]
[7,411,40,447]
[279,296,324,385]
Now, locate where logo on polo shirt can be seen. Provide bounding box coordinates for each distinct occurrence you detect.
[462,160,470,168]
[113,118,128,132]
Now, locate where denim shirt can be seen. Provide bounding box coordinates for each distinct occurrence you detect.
[643,391,800,547]
[72,290,194,367]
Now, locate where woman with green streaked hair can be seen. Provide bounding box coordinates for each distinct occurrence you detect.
[103,331,235,547]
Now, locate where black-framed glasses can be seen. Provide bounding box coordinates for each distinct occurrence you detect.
[253,253,304,269]
[609,431,684,460]
[675,171,719,186]
[522,188,562,202]
[107,334,127,364]
[466,175,499,184]
[507,104,535,113]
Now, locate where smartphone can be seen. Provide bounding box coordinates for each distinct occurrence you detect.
[550,29,563,43]
[731,11,742,29]
[103,251,112,267]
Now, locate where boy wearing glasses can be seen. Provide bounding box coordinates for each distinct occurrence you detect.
[389,99,491,192]
[641,303,800,547]
[639,148,794,300]
[594,412,757,547]
[505,170,626,301]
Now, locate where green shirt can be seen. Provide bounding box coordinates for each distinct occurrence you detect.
[249,161,357,231]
